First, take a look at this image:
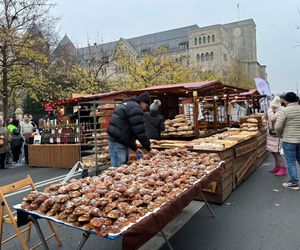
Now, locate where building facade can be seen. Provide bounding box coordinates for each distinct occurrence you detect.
[59,19,266,82]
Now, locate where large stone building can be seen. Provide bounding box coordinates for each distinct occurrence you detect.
[59,18,266,82]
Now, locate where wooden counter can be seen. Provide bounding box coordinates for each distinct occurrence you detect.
[28,144,80,168]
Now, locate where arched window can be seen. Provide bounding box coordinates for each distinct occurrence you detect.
[197,54,200,62]
[194,37,197,45]
[212,34,215,42]
[203,36,206,44]
[210,52,214,60]
[201,53,205,62]
[207,35,211,43]
[206,52,209,61]
[199,37,202,44]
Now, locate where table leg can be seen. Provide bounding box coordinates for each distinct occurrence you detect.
[28,215,49,250]
[77,232,90,250]
[160,230,173,250]
[200,191,216,218]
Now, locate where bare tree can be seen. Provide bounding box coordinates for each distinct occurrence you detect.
[0,0,57,118]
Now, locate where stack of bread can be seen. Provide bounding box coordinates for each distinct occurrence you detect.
[21,148,222,237]
[240,118,259,133]
[192,137,238,151]
[162,114,194,136]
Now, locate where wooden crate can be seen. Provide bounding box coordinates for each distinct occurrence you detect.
[257,132,267,146]
[256,151,270,168]
[202,173,233,195]
[233,150,257,189]
[234,137,257,158]
[195,182,232,204]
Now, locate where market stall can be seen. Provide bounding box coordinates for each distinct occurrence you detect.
[16,148,223,249]
[150,113,268,203]
[28,91,128,169]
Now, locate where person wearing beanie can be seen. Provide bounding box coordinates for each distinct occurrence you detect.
[275,92,300,190]
[107,92,151,167]
[144,99,165,140]
[266,96,286,176]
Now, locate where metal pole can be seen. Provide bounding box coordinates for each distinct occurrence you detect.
[200,191,216,218]
[160,230,174,250]
[77,232,90,250]
[28,215,49,250]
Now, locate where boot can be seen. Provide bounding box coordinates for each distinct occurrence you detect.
[269,165,281,173]
[275,166,287,176]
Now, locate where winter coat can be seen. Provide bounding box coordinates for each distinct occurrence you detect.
[275,102,300,144]
[144,110,165,140]
[10,129,24,148]
[7,124,17,134]
[107,97,151,151]
[0,127,10,154]
[266,107,282,153]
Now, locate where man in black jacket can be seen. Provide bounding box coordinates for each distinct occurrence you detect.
[107,92,151,167]
[144,99,165,139]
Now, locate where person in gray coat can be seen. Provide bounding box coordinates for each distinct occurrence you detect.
[144,99,165,140]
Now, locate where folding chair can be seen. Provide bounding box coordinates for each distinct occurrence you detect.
[0,175,62,250]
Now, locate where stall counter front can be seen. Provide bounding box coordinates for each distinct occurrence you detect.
[28,144,80,168]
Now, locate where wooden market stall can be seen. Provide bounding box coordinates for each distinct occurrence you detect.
[28,91,130,169]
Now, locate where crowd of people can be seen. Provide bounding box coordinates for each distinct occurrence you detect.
[0,114,36,169]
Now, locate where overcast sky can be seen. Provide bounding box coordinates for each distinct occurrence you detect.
[51,0,300,95]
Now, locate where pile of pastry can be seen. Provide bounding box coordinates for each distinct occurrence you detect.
[240,118,259,132]
[21,148,221,237]
[162,114,195,136]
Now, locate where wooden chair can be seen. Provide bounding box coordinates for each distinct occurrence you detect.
[0,175,62,250]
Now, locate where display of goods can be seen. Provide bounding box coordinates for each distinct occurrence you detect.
[21,148,221,237]
[150,139,193,149]
[82,153,110,168]
[239,115,263,132]
[192,138,237,150]
[162,114,194,136]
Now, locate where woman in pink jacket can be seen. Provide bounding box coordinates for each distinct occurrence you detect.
[266,96,286,175]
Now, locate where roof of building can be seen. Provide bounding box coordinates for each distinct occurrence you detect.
[75,25,199,59]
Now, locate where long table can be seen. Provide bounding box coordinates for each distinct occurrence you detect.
[15,162,224,250]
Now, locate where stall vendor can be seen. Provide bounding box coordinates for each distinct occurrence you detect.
[107,92,151,167]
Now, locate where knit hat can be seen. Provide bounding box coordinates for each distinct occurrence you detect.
[283,92,298,103]
[270,96,281,108]
[150,99,161,112]
[137,92,151,105]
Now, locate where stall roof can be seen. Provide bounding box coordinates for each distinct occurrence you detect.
[239,89,261,96]
[133,80,248,96]
[44,90,128,108]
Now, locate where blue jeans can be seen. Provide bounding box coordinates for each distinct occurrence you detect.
[109,141,129,167]
[282,142,300,184]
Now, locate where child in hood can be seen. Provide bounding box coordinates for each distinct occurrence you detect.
[10,128,24,164]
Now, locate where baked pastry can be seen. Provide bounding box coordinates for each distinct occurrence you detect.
[69,191,82,198]
[74,205,90,215]
[90,217,112,227]
[54,194,69,203]
[107,210,124,219]
[67,214,79,222]
[82,223,95,231]
[131,199,144,207]
[114,217,130,228]
[103,202,117,213]
[78,214,92,222]
[106,225,121,235]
